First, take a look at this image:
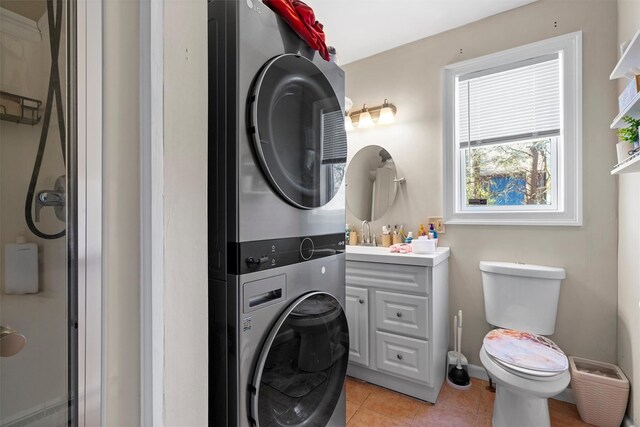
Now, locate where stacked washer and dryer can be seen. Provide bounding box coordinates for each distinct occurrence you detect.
[208,1,349,426]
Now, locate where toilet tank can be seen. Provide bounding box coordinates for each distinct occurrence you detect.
[480,261,566,335]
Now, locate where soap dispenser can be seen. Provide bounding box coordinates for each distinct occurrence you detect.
[4,237,38,294]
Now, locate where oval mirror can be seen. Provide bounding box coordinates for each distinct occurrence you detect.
[346,145,401,221]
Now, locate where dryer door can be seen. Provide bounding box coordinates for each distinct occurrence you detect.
[249,54,347,209]
[251,292,349,426]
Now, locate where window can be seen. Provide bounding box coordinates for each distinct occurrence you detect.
[443,32,582,226]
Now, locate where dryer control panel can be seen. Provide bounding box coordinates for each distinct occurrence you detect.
[230,233,345,275]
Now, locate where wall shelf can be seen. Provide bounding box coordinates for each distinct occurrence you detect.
[611,152,640,175]
[610,29,640,174]
[611,91,640,128]
[0,91,42,126]
[611,29,640,80]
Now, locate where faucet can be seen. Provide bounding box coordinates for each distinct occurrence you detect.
[35,175,66,222]
[361,220,372,246]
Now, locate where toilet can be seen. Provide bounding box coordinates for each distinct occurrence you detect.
[479,261,570,427]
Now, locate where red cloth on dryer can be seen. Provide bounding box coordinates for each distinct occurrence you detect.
[262,0,330,61]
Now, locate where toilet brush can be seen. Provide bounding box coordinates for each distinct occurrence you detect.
[447,312,471,389]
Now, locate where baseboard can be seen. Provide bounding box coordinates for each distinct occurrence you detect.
[1,397,68,427]
[467,363,575,404]
[553,387,575,404]
[468,363,489,381]
[622,415,636,427]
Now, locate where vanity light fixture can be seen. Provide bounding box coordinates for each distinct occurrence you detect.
[346,99,397,130]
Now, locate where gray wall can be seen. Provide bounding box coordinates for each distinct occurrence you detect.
[103,0,141,424]
[344,0,619,370]
[617,1,639,423]
[163,0,208,424]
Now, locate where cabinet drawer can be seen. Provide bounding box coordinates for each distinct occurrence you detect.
[375,331,430,384]
[346,261,430,295]
[375,291,429,339]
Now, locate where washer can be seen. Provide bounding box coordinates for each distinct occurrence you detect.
[214,235,347,426]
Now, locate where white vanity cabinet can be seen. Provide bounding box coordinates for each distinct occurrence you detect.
[345,246,450,403]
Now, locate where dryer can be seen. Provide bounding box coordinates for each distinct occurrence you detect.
[208,0,347,264]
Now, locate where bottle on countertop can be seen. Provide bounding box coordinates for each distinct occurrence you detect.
[349,229,358,246]
[405,231,414,243]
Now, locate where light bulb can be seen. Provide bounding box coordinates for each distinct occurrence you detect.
[378,99,395,124]
[357,105,373,128]
[345,115,354,131]
[378,107,395,124]
[358,111,373,128]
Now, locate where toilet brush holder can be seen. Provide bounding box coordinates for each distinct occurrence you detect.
[447,350,471,390]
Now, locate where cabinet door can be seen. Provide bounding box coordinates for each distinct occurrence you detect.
[345,286,369,366]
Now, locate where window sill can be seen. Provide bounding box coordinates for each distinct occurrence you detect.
[444,216,582,227]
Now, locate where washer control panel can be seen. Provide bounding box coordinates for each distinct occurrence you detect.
[230,233,344,275]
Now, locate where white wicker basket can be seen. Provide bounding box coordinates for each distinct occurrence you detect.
[569,356,629,427]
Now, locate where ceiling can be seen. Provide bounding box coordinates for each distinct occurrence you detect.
[0,0,537,62]
[307,0,537,64]
[1,0,46,21]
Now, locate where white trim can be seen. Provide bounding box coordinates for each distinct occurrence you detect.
[76,0,103,424]
[442,32,583,226]
[140,0,164,425]
[468,363,489,381]
[0,7,42,42]
[623,415,637,427]
[554,387,575,404]
[1,396,68,426]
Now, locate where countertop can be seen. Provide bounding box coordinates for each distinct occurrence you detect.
[345,245,450,267]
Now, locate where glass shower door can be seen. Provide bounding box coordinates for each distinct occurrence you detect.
[0,0,76,424]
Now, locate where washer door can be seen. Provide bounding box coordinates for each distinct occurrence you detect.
[249,54,347,209]
[251,292,349,426]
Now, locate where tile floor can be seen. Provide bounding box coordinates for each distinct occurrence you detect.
[345,376,593,427]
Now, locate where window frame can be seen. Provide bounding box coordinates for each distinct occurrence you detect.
[442,32,582,226]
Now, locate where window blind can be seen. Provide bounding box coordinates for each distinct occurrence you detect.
[457,54,560,147]
[321,109,348,164]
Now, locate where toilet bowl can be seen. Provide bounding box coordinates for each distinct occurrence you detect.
[479,261,568,427]
[480,340,570,427]
[288,296,342,372]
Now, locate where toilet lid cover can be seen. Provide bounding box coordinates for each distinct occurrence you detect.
[484,329,568,373]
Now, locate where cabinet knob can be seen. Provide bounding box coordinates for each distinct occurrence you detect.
[396,312,402,318]
[359,298,365,304]
[397,354,403,360]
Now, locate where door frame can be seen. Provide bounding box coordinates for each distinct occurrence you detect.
[140,0,165,425]
[76,0,103,424]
